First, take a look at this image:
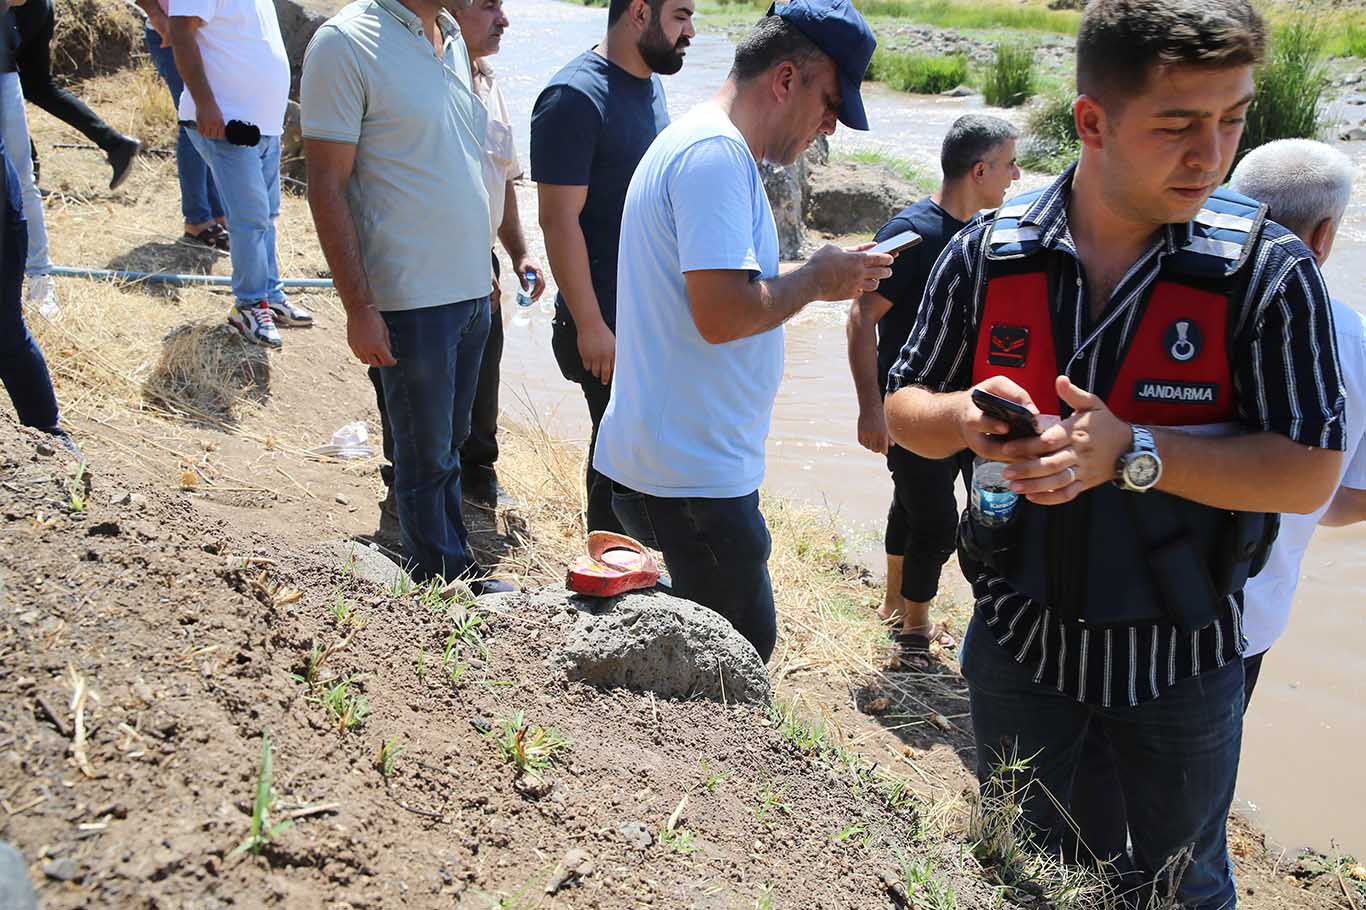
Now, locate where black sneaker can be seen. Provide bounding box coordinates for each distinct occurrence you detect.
[461,465,499,508]
[108,137,142,191]
[460,563,517,597]
[375,487,402,551]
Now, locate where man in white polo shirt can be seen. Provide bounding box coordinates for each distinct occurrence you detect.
[302,0,512,593]
[593,0,890,661]
[1230,138,1366,702]
[169,0,312,348]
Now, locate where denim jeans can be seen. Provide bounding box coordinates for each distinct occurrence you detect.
[961,614,1244,910]
[610,484,777,662]
[377,298,491,582]
[1,137,59,430]
[145,27,223,225]
[186,130,283,307]
[0,72,51,276]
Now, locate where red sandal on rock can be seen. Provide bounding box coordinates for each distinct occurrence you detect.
[566,531,660,598]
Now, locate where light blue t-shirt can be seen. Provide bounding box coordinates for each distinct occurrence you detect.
[593,104,782,499]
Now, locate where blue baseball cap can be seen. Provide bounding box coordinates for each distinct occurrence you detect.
[769,0,877,131]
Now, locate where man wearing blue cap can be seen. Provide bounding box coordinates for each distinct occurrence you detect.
[593,0,892,663]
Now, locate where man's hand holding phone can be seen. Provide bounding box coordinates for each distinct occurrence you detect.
[958,376,1050,461]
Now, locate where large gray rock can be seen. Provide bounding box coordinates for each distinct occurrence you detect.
[0,843,38,910]
[760,162,805,260]
[805,161,917,235]
[275,0,328,97]
[315,540,406,593]
[759,136,831,260]
[488,586,771,704]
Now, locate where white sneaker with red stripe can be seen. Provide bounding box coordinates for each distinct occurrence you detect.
[268,297,315,327]
[228,301,283,349]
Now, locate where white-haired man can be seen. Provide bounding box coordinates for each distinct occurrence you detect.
[1230,138,1366,700]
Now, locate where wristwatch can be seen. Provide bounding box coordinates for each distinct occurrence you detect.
[1116,425,1162,492]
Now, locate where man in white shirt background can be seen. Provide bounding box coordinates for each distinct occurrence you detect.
[170,0,312,349]
[1229,138,1365,702]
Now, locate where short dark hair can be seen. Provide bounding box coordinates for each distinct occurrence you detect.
[941,114,1019,180]
[728,14,825,83]
[1076,0,1265,108]
[608,0,666,27]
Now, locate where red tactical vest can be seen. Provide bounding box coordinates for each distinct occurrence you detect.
[971,273,1236,428]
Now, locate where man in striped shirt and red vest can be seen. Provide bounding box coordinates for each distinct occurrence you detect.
[884,1,1345,907]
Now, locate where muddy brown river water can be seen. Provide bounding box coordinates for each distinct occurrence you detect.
[447,0,1366,855]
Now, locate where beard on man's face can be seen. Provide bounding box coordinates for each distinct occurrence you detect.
[637,17,688,75]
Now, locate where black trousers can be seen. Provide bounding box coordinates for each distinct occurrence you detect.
[462,255,503,474]
[12,0,124,157]
[884,446,969,603]
[372,252,503,489]
[550,310,621,534]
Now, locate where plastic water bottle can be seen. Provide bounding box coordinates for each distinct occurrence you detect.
[970,457,1019,527]
[516,269,537,308]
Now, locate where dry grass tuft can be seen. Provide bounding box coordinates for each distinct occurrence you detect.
[144,322,272,424]
[50,0,145,82]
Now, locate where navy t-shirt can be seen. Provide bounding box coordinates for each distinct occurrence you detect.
[530,49,668,329]
[873,197,967,394]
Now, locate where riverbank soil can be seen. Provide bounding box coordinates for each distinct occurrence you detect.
[2,43,1360,910]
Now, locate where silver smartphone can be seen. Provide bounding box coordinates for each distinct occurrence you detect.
[869,229,923,255]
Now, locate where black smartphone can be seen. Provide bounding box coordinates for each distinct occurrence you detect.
[225,120,261,147]
[971,388,1040,440]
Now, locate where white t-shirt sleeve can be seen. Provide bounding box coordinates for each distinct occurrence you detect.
[671,136,762,276]
[168,0,216,22]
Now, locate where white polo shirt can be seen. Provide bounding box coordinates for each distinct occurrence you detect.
[1242,300,1366,656]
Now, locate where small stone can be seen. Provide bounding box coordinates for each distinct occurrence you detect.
[544,848,593,894]
[940,84,975,97]
[514,773,554,799]
[35,441,56,457]
[617,821,652,850]
[42,858,80,882]
[335,493,349,505]
[109,490,133,506]
[1342,73,1360,85]
[1342,125,1366,142]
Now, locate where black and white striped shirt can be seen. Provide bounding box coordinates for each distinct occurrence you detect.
[887,166,1346,707]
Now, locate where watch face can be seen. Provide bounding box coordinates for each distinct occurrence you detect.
[1126,453,1161,489]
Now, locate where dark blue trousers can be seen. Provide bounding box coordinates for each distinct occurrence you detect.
[377,297,490,582]
[961,613,1244,910]
[0,135,60,432]
[610,483,777,662]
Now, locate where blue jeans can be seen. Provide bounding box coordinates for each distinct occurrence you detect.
[186,130,282,307]
[610,484,777,662]
[1,137,59,430]
[0,71,51,276]
[377,298,491,582]
[961,614,1243,910]
[145,27,223,226]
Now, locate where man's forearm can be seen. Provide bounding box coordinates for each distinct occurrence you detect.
[497,181,528,262]
[886,386,971,458]
[307,177,373,316]
[1320,487,1366,527]
[847,303,884,412]
[1153,429,1342,514]
[540,215,604,329]
[168,22,215,112]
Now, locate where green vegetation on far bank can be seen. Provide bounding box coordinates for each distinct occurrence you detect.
[700,0,1079,34]
[831,148,926,185]
[867,48,967,94]
[1240,19,1331,161]
[981,41,1037,107]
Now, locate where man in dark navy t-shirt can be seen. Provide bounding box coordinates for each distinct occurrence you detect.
[531,0,694,533]
[845,114,1019,669]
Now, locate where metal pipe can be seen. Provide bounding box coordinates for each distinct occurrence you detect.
[50,266,333,289]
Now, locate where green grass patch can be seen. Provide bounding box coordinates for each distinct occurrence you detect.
[1239,19,1330,162]
[832,148,926,185]
[706,0,1077,34]
[867,48,968,95]
[981,41,1037,108]
[1018,86,1078,174]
